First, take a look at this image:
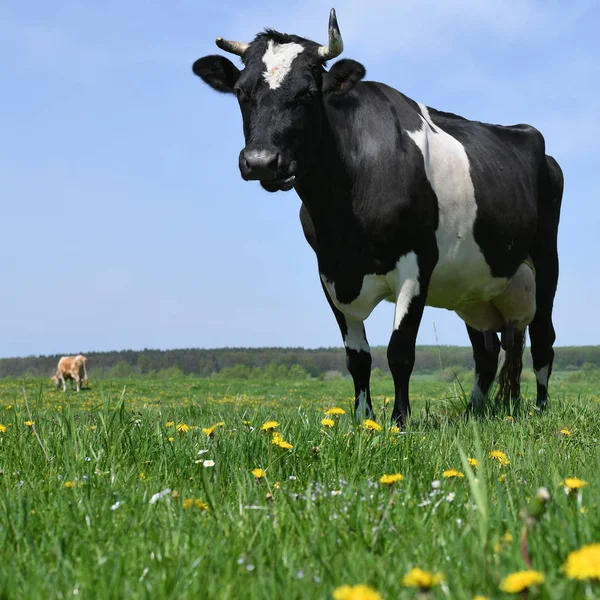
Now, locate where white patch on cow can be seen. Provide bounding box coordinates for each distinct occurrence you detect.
[355,390,367,419]
[320,273,392,322]
[535,365,549,388]
[391,252,420,329]
[407,103,508,310]
[262,40,304,90]
[344,318,370,353]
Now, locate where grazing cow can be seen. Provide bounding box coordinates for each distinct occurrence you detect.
[191,9,563,423]
[51,355,88,392]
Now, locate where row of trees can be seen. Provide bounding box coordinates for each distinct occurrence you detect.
[1,345,600,379]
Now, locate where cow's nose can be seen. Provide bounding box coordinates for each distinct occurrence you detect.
[239,147,280,180]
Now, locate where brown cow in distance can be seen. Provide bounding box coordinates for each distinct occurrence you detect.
[51,355,88,392]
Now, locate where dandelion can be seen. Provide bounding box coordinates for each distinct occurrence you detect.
[168,437,174,443]
[505,416,514,422]
[275,440,293,449]
[64,481,75,488]
[498,474,507,483]
[560,429,571,436]
[24,421,34,427]
[390,426,400,435]
[183,498,209,511]
[202,460,215,468]
[322,418,335,428]
[363,420,382,432]
[488,450,510,466]
[402,568,444,589]
[0,424,6,433]
[165,421,174,427]
[563,543,600,580]
[89,425,96,431]
[564,477,587,493]
[171,490,180,498]
[202,425,217,437]
[442,469,464,479]
[252,468,265,479]
[260,421,280,431]
[176,423,189,433]
[467,457,478,468]
[499,570,544,593]
[473,596,490,600]
[214,421,225,427]
[325,407,346,415]
[332,584,382,600]
[379,473,404,485]
[139,472,146,480]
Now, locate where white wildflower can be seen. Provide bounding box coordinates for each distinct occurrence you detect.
[203,460,215,468]
[110,501,122,511]
[149,488,172,504]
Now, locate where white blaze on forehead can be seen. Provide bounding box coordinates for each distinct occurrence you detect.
[262,40,304,90]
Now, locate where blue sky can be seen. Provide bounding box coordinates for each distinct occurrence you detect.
[0,0,598,358]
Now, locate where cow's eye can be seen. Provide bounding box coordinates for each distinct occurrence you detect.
[293,89,316,104]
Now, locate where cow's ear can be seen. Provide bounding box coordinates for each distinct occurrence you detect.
[322,59,366,95]
[192,55,241,94]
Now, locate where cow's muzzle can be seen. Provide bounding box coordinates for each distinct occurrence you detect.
[239,146,296,192]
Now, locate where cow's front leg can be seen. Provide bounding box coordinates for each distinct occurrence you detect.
[320,282,373,420]
[61,374,67,392]
[388,252,431,425]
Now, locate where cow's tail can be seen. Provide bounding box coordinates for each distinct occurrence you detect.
[496,325,525,411]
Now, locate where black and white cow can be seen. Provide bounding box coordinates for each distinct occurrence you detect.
[192,9,563,423]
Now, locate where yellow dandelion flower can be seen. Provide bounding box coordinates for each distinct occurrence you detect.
[390,426,400,434]
[499,570,544,593]
[505,416,514,422]
[260,420,280,431]
[0,424,6,433]
[363,419,382,432]
[325,407,346,415]
[564,477,588,492]
[473,596,489,600]
[176,423,189,433]
[564,543,600,580]
[214,421,225,427]
[172,490,179,498]
[251,468,265,479]
[379,473,404,485]
[194,499,209,511]
[322,418,335,428]
[402,568,444,589]
[64,481,75,488]
[502,531,513,544]
[488,450,510,465]
[467,457,478,468]
[442,469,464,478]
[166,421,174,427]
[202,425,216,437]
[139,472,146,480]
[277,440,293,449]
[274,481,281,489]
[498,474,507,483]
[580,506,588,514]
[24,420,34,427]
[89,425,97,430]
[560,429,571,436]
[168,437,174,443]
[332,584,382,600]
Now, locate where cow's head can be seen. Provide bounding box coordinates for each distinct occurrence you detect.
[51,375,60,388]
[192,9,365,192]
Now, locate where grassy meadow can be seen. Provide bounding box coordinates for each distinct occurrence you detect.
[0,375,599,599]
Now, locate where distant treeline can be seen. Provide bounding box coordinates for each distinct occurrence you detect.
[1,345,599,379]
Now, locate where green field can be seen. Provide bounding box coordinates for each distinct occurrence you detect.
[0,376,599,599]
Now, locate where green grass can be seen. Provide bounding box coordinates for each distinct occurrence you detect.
[0,376,599,599]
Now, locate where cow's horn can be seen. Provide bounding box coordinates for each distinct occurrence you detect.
[318,8,343,60]
[215,37,249,57]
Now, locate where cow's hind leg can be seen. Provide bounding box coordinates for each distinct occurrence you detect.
[465,325,500,414]
[529,156,563,410]
[321,283,374,420]
[496,325,525,411]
